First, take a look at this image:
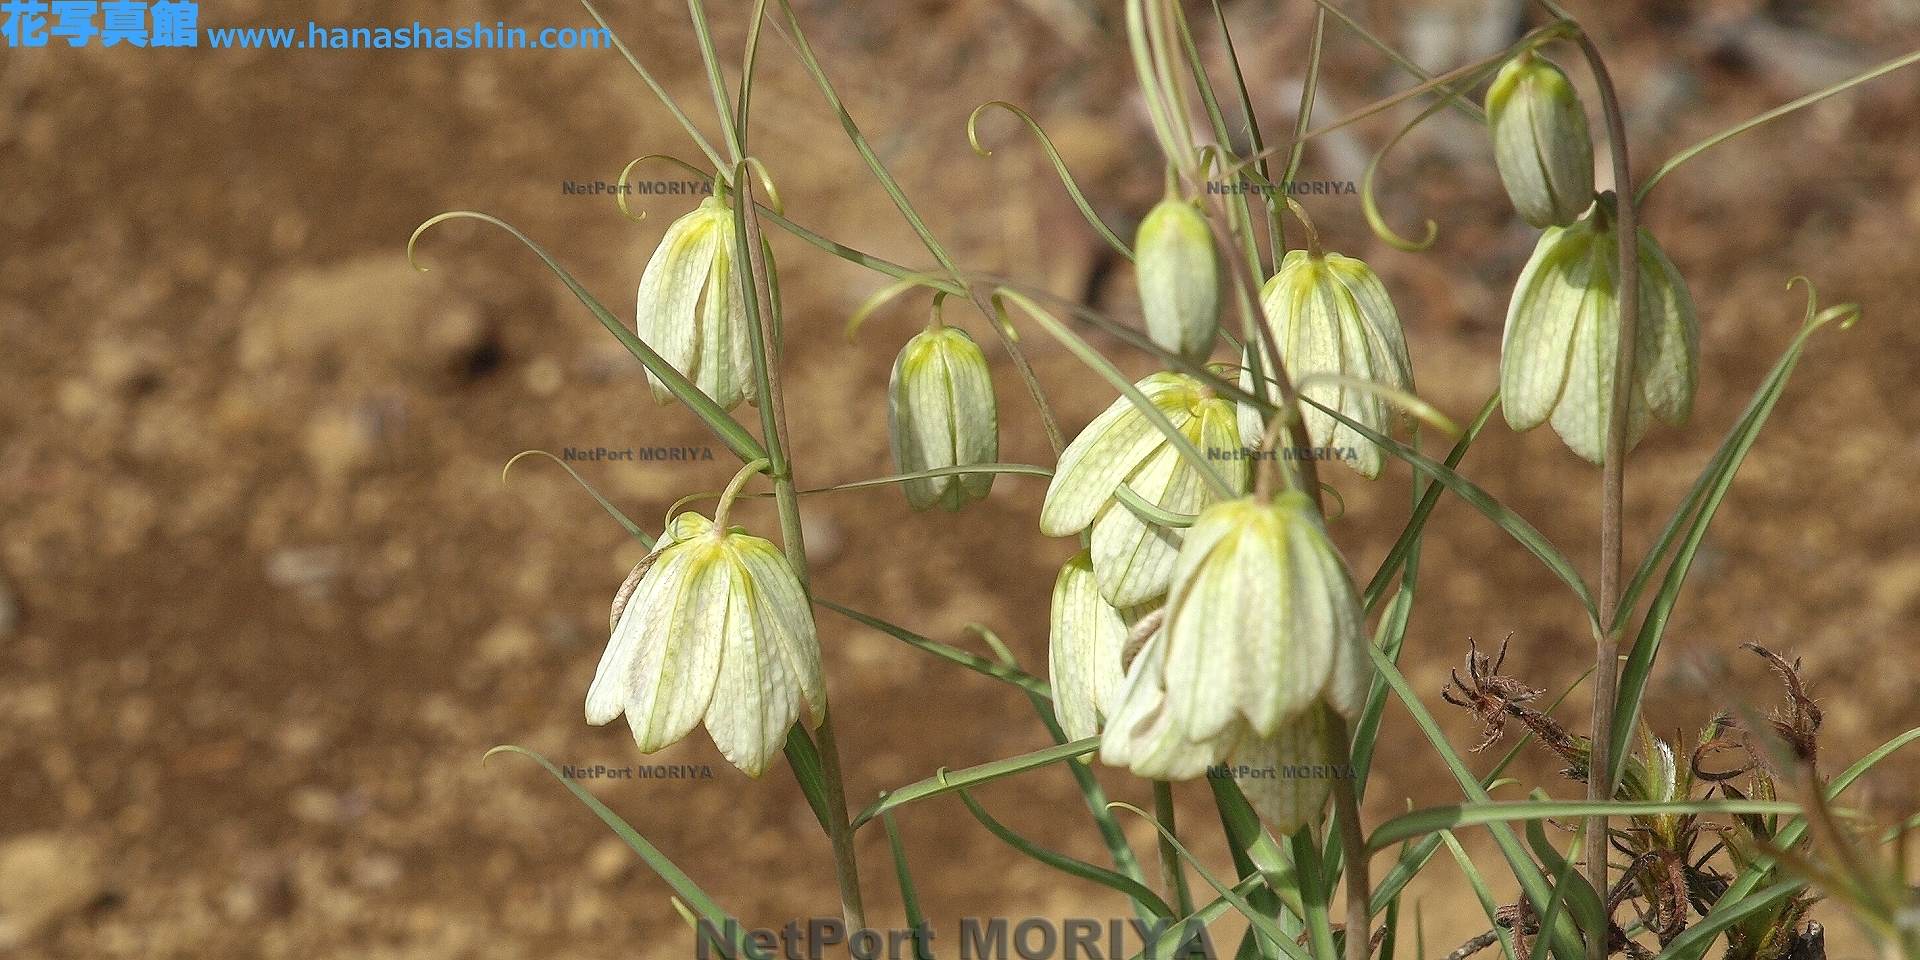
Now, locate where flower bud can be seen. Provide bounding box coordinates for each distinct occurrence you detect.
[1501,200,1698,465]
[888,325,999,511]
[585,511,827,776]
[1256,250,1415,478]
[1136,198,1221,359]
[1486,51,1596,228]
[1041,372,1246,607]
[635,196,757,411]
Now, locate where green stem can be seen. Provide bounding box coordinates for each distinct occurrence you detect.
[1153,780,1194,916]
[687,0,745,164]
[577,0,730,181]
[734,164,865,929]
[1637,47,1920,204]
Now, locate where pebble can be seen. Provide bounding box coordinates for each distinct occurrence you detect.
[801,513,845,567]
[289,787,341,825]
[478,619,541,666]
[351,852,403,891]
[0,832,103,948]
[222,852,295,922]
[585,837,633,884]
[523,356,565,397]
[265,547,343,595]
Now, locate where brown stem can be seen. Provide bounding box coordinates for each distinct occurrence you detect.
[1330,711,1373,960]
[1566,24,1638,960]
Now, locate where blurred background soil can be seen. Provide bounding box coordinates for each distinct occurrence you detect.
[5,0,1920,957]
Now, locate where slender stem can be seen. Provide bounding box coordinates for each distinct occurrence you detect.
[1153,780,1195,916]
[1201,193,1320,509]
[577,0,731,181]
[1329,712,1372,960]
[768,0,1063,456]
[1637,46,1920,205]
[1564,23,1636,960]
[737,169,866,929]
[688,0,745,164]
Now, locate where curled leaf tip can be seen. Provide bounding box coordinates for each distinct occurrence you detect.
[481,744,524,766]
[501,449,553,486]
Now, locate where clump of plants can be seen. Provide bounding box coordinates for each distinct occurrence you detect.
[410,2,1920,960]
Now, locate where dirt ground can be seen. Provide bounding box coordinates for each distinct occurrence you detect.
[4,0,1920,957]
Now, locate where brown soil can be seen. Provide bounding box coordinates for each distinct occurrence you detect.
[4,0,1920,957]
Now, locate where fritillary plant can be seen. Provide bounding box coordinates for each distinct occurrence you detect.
[407,2,1920,960]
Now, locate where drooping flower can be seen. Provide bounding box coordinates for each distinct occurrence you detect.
[1098,491,1371,834]
[1486,50,1596,229]
[1228,708,1343,836]
[1501,196,1699,465]
[1041,372,1247,608]
[1253,250,1415,478]
[586,511,826,776]
[1136,197,1221,360]
[888,324,998,511]
[1048,550,1158,741]
[1099,627,1245,779]
[635,195,757,411]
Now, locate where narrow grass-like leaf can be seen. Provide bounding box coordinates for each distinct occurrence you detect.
[1655,879,1810,960]
[484,745,744,939]
[1368,799,1800,850]
[408,211,766,464]
[754,205,964,295]
[1608,299,1859,785]
[958,788,1176,919]
[1352,582,1415,789]
[1002,629,1156,919]
[771,0,963,280]
[968,101,1134,262]
[1292,826,1340,960]
[577,0,730,177]
[852,739,1096,828]
[790,464,1054,496]
[1126,877,1269,960]
[1440,830,1520,960]
[685,0,745,163]
[1203,0,1285,268]
[504,450,654,549]
[1315,396,1599,630]
[817,599,1050,696]
[1525,817,1603,938]
[1303,0,1485,123]
[1637,48,1920,203]
[783,725,833,835]
[996,288,1237,497]
[1217,785,1291,960]
[1115,483,1201,527]
[736,0,769,149]
[1370,649,1586,960]
[1366,666,1589,915]
[1113,802,1313,960]
[1210,778,1309,918]
[882,812,926,929]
